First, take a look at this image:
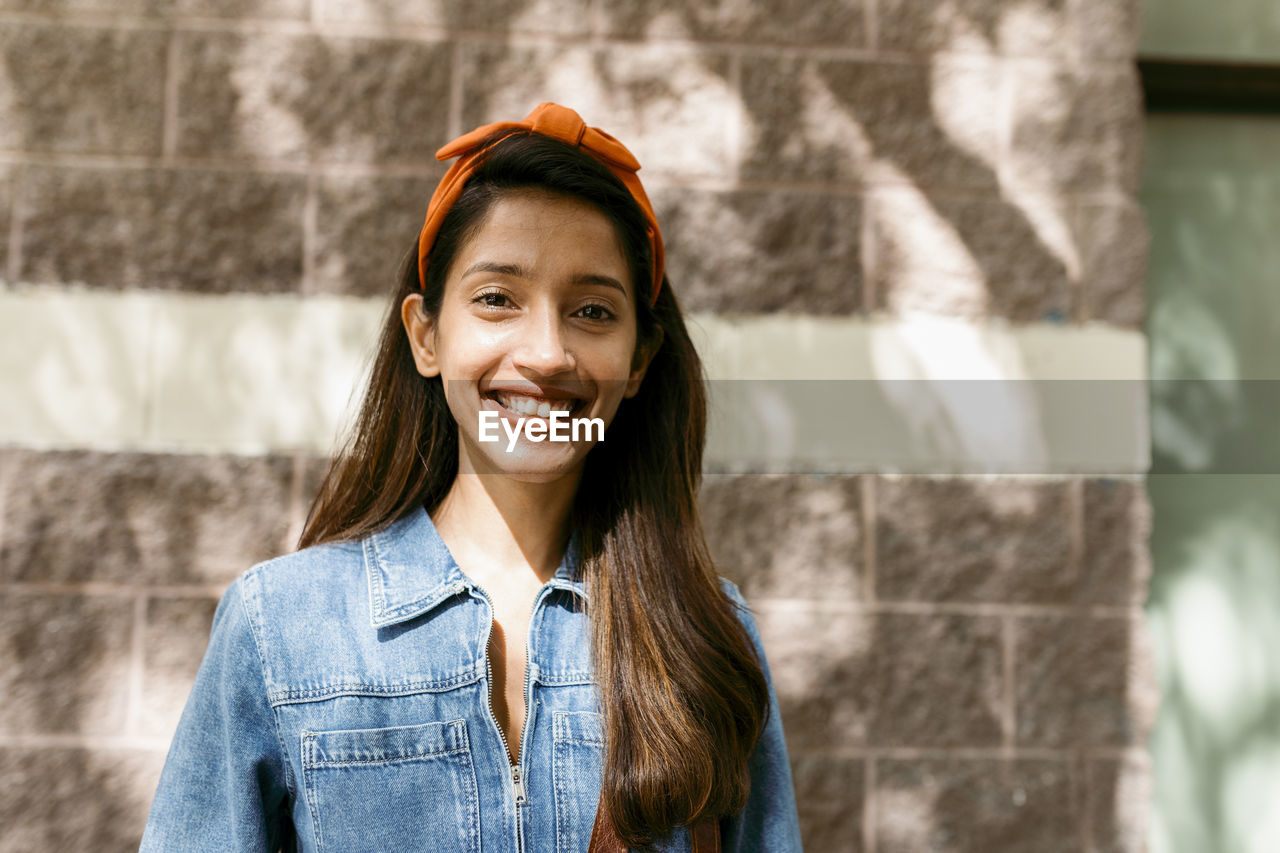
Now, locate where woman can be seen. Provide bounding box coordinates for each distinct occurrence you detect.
[141,103,802,852]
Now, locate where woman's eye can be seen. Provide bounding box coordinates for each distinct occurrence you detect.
[576,304,615,322]
[473,291,509,308]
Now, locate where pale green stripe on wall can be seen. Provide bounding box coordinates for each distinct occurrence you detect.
[0,286,1147,474]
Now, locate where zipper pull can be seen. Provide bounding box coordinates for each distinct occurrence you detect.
[511,765,526,804]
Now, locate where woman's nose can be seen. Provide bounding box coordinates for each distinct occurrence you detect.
[511,307,574,374]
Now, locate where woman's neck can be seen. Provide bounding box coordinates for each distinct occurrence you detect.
[430,464,582,586]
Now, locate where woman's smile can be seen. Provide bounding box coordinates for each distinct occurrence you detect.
[403,188,657,482]
[482,385,584,421]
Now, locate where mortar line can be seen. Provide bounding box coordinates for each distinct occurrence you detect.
[790,745,1141,760]
[0,580,227,598]
[0,149,882,195]
[586,0,604,43]
[125,594,148,737]
[0,732,172,752]
[0,12,1106,65]
[7,166,22,286]
[301,172,318,297]
[861,474,877,603]
[864,753,877,853]
[1076,748,1093,853]
[711,596,1140,618]
[0,449,10,574]
[162,29,181,159]
[1070,476,1086,597]
[1071,196,1090,323]
[996,57,1018,197]
[725,50,744,186]
[1003,612,1017,752]
[447,39,464,139]
[860,188,877,311]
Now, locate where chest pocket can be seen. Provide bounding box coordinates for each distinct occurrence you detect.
[552,711,606,853]
[301,719,481,853]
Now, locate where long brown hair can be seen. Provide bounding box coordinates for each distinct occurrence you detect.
[299,133,769,847]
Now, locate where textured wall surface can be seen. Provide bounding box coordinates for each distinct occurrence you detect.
[1142,112,1280,853]
[0,1,1153,850]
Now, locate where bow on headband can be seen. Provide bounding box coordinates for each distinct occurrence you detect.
[417,102,665,306]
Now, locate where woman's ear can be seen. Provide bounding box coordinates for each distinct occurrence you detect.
[624,327,664,398]
[401,293,441,378]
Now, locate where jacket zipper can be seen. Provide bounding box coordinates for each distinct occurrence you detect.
[512,587,546,853]
[469,580,546,853]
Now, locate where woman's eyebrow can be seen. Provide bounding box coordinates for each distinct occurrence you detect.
[460,260,528,280]
[570,273,627,295]
[462,261,627,296]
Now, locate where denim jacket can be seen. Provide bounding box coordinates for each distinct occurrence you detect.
[140,506,803,852]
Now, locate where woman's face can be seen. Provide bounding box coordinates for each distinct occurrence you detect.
[402,189,658,484]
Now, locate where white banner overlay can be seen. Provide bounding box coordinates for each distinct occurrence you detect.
[0,285,1147,473]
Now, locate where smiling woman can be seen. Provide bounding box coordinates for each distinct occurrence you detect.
[139,103,802,853]
[402,189,651,483]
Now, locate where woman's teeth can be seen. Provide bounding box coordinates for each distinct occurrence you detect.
[493,392,577,418]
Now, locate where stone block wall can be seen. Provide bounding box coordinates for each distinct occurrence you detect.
[0,1,1154,850]
[700,474,1154,850]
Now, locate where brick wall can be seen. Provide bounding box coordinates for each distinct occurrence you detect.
[0,1,1154,850]
[700,474,1154,850]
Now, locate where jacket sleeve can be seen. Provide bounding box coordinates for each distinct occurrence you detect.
[718,578,805,853]
[140,573,294,852]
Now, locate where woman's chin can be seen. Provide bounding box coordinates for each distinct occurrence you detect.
[465,444,591,484]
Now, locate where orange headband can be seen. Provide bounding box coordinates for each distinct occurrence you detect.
[417,102,665,306]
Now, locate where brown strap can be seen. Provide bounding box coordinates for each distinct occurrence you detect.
[588,797,720,853]
[691,817,721,852]
[587,798,622,853]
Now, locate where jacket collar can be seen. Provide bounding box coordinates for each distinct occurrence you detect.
[363,505,584,629]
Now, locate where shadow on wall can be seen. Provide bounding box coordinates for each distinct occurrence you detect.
[697,472,1155,851]
[1146,476,1280,852]
[0,746,162,851]
[1144,114,1280,853]
[0,0,1136,315]
[1,0,1149,849]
